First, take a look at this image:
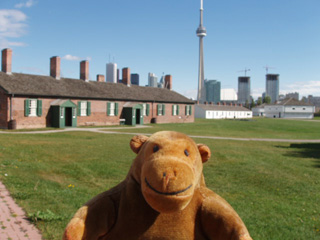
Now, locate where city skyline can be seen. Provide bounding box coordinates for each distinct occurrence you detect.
[0,0,319,99]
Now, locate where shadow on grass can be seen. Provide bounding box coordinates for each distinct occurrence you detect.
[279,143,320,168]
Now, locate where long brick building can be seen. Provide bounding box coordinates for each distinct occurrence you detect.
[0,49,194,129]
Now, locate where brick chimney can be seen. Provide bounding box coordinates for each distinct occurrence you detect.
[122,67,130,86]
[96,74,105,82]
[50,56,60,79]
[2,48,12,74]
[165,75,172,90]
[80,60,89,81]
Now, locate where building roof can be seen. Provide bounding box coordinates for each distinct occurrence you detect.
[0,72,193,104]
[252,103,268,109]
[275,98,314,106]
[196,104,251,112]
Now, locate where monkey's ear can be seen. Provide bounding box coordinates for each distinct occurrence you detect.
[130,135,149,154]
[197,144,211,163]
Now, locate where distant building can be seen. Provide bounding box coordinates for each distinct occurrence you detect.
[252,103,267,117]
[265,98,315,119]
[131,73,139,86]
[117,69,120,83]
[158,74,165,88]
[285,92,299,100]
[238,77,250,104]
[266,74,279,103]
[148,73,158,87]
[221,89,238,101]
[106,63,117,83]
[307,95,320,112]
[204,79,220,104]
[195,103,252,119]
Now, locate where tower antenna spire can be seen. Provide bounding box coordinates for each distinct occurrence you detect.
[196,0,207,103]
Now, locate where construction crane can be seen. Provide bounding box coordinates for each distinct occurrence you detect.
[263,65,276,74]
[238,68,251,76]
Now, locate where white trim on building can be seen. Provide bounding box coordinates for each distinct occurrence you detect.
[195,104,252,119]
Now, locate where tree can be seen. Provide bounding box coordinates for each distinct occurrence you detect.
[251,98,256,109]
[257,97,262,106]
[264,96,271,104]
[245,100,250,109]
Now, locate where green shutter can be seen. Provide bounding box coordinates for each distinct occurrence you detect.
[177,105,180,115]
[157,104,160,116]
[115,103,119,116]
[37,100,42,117]
[24,99,30,117]
[185,106,188,115]
[77,102,81,116]
[146,104,150,116]
[87,101,91,116]
[189,105,192,115]
[107,102,111,116]
[172,105,175,115]
[162,104,166,116]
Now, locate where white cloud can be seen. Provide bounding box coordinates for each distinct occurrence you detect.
[251,88,264,99]
[15,0,36,9]
[62,54,81,61]
[62,54,92,62]
[0,9,27,48]
[281,81,320,97]
[182,89,197,100]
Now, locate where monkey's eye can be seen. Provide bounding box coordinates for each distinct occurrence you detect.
[184,149,189,156]
[153,145,159,153]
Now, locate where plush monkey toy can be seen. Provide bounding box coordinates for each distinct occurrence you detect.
[63,131,252,240]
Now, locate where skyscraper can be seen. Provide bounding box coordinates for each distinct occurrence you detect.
[106,62,117,83]
[196,0,207,103]
[266,74,280,103]
[205,80,220,104]
[238,77,251,104]
[148,73,158,87]
[131,73,139,86]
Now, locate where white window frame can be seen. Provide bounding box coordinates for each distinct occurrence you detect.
[186,105,191,116]
[173,105,177,116]
[143,103,147,116]
[109,102,115,116]
[80,101,87,116]
[29,99,37,117]
[158,104,163,116]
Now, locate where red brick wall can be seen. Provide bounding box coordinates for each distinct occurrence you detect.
[0,88,8,128]
[2,96,194,129]
[144,103,194,124]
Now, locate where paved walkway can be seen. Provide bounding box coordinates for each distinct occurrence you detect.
[0,181,42,240]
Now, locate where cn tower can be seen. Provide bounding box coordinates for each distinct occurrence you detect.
[196,0,207,103]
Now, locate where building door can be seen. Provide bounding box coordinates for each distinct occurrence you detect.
[136,109,141,125]
[65,107,73,127]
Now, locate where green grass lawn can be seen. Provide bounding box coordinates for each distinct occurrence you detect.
[0,120,319,239]
[109,118,320,140]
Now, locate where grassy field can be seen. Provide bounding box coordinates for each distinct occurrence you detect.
[107,118,320,140]
[0,119,319,239]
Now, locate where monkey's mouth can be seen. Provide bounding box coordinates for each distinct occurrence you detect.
[145,178,192,196]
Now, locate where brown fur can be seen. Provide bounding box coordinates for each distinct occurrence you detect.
[63,131,252,240]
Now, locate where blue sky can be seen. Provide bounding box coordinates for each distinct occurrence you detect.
[1,0,320,99]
